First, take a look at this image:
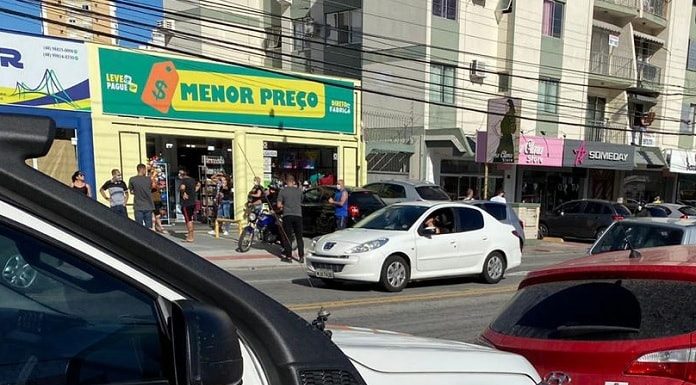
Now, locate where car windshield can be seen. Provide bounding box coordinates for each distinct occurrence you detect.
[354,205,428,231]
[613,204,631,217]
[679,206,696,216]
[591,222,683,254]
[349,191,384,206]
[415,186,450,201]
[473,203,507,221]
[491,279,696,341]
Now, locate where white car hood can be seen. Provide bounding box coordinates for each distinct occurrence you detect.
[330,326,540,378]
[317,228,404,246]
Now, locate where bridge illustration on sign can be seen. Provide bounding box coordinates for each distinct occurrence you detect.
[11,69,81,109]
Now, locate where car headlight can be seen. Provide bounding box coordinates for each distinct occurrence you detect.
[310,236,321,251]
[346,238,389,254]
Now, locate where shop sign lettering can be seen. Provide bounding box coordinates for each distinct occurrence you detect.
[516,136,564,167]
[99,48,355,134]
[523,139,544,164]
[588,151,629,162]
[562,140,634,170]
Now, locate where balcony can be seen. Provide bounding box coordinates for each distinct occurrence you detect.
[594,0,639,18]
[637,61,662,92]
[586,120,629,145]
[588,52,634,87]
[637,0,667,29]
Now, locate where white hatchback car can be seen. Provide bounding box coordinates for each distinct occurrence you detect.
[306,202,522,291]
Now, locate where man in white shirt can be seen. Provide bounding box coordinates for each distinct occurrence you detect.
[491,189,506,203]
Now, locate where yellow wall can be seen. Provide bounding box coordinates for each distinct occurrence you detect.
[87,44,366,221]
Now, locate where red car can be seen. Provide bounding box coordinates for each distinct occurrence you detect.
[481,245,696,385]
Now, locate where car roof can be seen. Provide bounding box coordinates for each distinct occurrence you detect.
[391,201,482,209]
[617,217,696,227]
[521,244,696,288]
[466,200,509,206]
[367,180,439,187]
[648,203,686,209]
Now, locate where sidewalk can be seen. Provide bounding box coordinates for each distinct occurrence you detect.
[160,222,590,270]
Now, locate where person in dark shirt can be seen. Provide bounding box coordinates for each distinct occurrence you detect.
[128,164,155,229]
[247,176,264,213]
[179,168,197,243]
[71,170,92,198]
[277,175,304,263]
[100,168,129,217]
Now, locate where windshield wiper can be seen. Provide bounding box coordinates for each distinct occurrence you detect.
[552,324,640,338]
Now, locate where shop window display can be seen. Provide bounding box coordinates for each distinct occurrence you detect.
[265,142,337,188]
[520,171,581,214]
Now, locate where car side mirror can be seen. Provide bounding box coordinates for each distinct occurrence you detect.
[421,227,436,237]
[172,300,243,385]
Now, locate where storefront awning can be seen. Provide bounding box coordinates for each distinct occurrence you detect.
[425,127,474,155]
[635,146,666,169]
[633,31,665,46]
[592,20,623,34]
[365,141,415,154]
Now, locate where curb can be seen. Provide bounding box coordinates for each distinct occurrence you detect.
[539,237,564,244]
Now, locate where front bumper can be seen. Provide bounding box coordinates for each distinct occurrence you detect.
[305,251,386,283]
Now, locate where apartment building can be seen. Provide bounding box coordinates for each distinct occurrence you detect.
[41,0,117,44]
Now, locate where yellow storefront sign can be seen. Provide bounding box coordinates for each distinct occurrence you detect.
[171,71,326,118]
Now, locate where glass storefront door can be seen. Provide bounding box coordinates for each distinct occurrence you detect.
[440,174,503,200]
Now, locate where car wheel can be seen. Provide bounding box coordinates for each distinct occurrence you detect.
[594,227,607,240]
[538,223,548,239]
[379,255,410,292]
[1,253,38,289]
[481,252,506,284]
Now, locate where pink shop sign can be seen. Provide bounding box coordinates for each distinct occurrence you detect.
[517,136,564,167]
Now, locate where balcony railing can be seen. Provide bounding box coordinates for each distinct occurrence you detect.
[596,0,639,8]
[637,61,662,91]
[589,52,634,80]
[641,0,666,18]
[585,120,628,145]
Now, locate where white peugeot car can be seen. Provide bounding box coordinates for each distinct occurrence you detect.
[306,202,523,291]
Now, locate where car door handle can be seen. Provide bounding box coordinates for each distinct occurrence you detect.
[450,241,456,245]
[482,236,488,241]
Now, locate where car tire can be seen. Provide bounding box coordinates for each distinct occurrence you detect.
[538,223,548,239]
[481,252,506,284]
[594,227,607,240]
[379,255,410,292]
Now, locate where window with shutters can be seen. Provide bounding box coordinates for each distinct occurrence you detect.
[433,0,457,20]
[687,39,696,71]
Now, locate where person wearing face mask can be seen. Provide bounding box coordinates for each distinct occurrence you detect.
[100,168,129,217]
[328,179,349,230]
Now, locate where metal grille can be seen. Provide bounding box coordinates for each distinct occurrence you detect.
[300,370,360,385]
[311,262,345,272]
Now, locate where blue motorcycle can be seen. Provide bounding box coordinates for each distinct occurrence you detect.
[238,208,296,253]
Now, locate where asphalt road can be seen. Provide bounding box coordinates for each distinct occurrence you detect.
[224,247,586,343]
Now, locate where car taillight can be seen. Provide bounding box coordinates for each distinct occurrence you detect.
[626,348,696,382]
[681,214,689,219]
[349,205,360,218]
[612,215,624,221]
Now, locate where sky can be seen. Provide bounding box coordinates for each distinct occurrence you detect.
[0,0,163,47]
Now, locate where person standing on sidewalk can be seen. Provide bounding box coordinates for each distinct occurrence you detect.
[277,175,304,263]
[71,170,92,197]
[128,164,155,229]
[179,168,197,243]
[329,179,349,230]
[100,168,129,217]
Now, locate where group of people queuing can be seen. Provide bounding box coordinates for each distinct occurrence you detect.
[71,165,199,242]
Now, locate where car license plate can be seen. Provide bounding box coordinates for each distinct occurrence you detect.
[315,269,334,279]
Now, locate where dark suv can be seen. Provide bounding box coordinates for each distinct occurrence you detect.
[302,186,386,235]
[539,199,631,240]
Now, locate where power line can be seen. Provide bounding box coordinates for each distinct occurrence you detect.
[2,6,693,139]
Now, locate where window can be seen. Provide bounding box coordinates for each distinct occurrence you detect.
[689,40,696,70]
[454,207,485,232]
[264,27,282,49]
[422,208,456,234]
[474,202,508,221]
[558,201,582,214]
[498,72,510,93]
[293,20,309,51]
[0,222,167,383]
[540,78,559,113]
[349,191,384,207]
[382,183,407,199]
[355,205,429,231]
[433,0,457,20]
[690,104,696,134]
[585,202,606,215]
[363,183,384,195]
[430,64,455,104]
[542,0,564,38]
[325,9,362,45]
[416,185,451,200]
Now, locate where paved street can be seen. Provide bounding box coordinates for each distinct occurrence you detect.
[165,224,589,342]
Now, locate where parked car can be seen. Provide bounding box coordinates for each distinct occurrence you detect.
[588,218,696,255]
[302,186,387,235]
[481,244,696,385]
[306,201,522,292]
[334,326,542,385]
[539,199,631,240]
[467,200,526,249]
[0,115,544,385]
[634,205,669,218]
[623,198,645,214]
[362,180,450,205]
[637,203,696,219]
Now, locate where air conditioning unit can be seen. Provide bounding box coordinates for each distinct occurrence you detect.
[157,19,176,30]
[471,60,487,78]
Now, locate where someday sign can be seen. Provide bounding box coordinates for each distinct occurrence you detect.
[562,140,635,170]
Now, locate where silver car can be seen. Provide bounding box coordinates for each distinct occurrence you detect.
[637,203,696,219]
[589,217,696,255]
[362,180,451,205]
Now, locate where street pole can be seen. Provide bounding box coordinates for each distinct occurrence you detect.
[483,163,489,200]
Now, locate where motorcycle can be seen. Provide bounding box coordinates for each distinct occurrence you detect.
[237,207,296,253]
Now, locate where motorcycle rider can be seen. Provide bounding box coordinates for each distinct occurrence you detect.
[247,176,264,215]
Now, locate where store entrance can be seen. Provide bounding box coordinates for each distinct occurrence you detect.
[264,142,337,187]
[146,134,233,224]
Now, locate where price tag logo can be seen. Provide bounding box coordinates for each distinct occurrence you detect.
[141,61,179,114]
